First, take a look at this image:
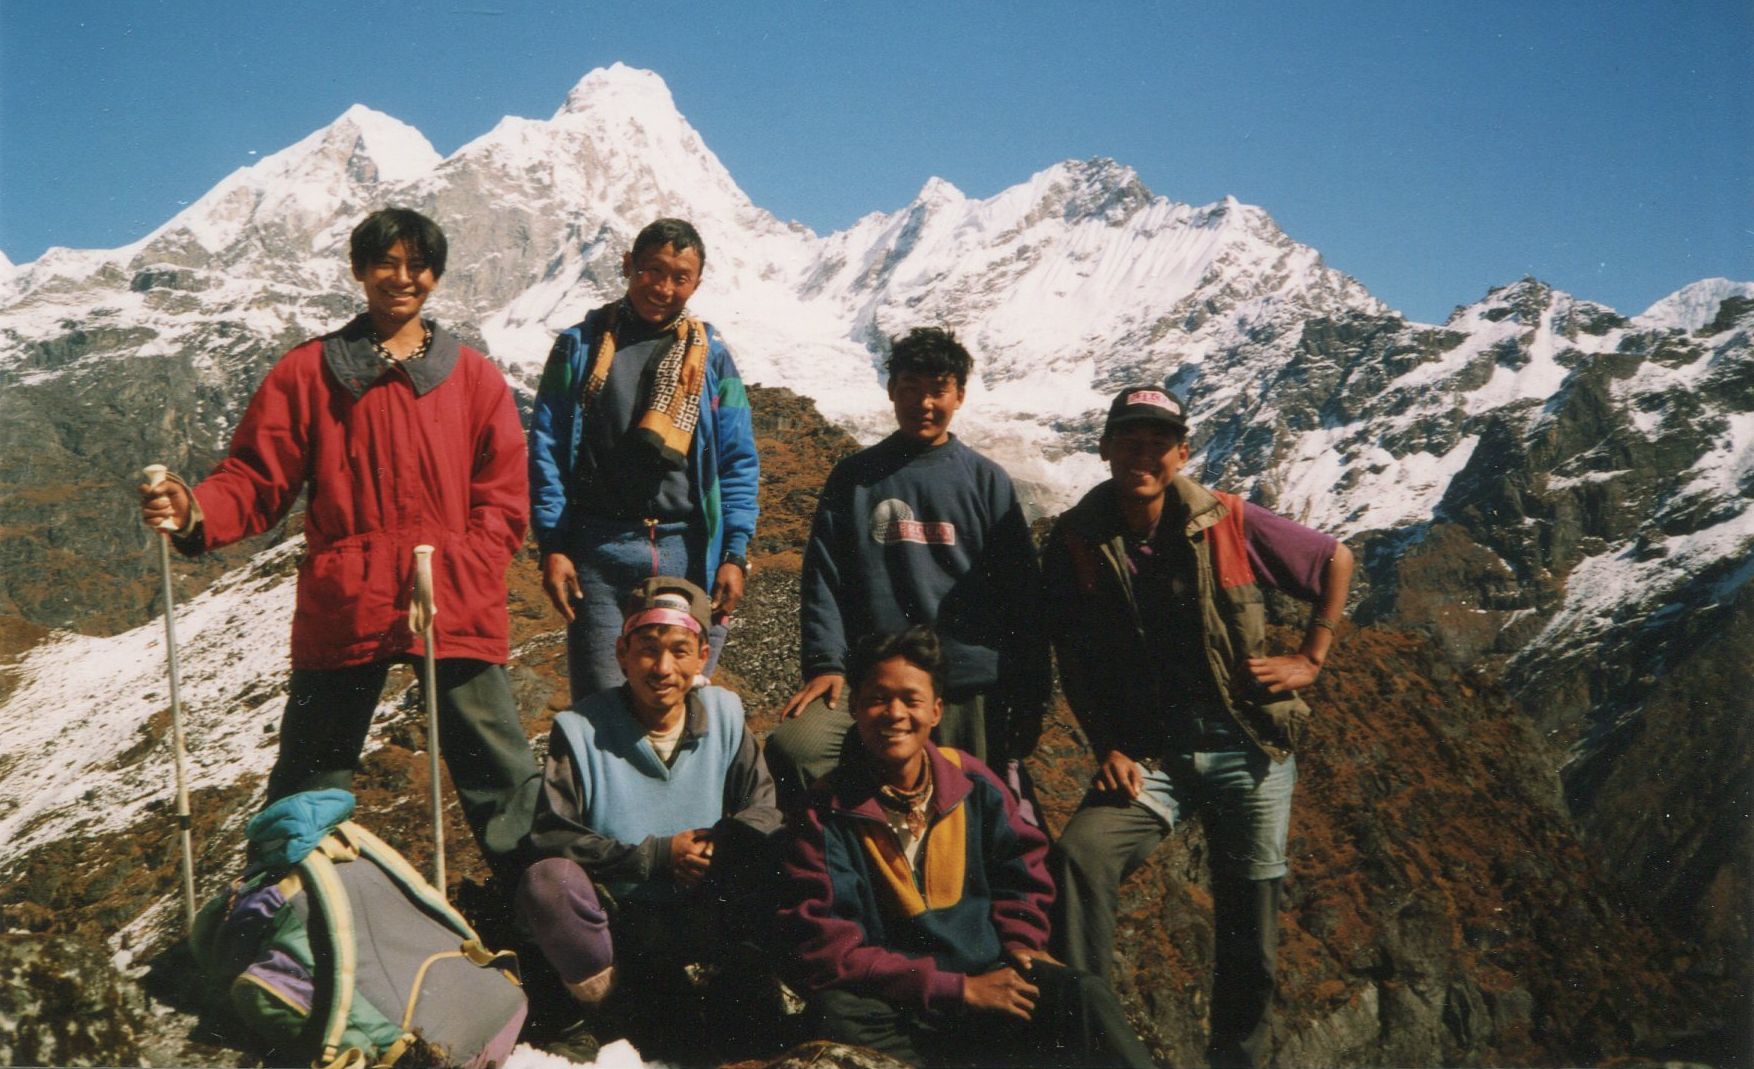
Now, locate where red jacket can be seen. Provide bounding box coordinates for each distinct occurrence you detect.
[189,319,528,669]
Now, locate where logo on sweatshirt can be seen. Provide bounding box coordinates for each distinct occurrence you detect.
[870,499,957,546]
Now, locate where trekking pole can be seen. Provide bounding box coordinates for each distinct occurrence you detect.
[142,464,198,932]
[410,545,445,891]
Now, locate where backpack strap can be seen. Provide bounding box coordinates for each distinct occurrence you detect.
[296,845,360,1068]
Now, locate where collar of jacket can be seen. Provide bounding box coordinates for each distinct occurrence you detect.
[323,314,462,399]
[1071,473,1229,543]
[614,685,711,741]
[825,741,974,825]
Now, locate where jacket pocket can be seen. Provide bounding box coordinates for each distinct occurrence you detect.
[296,536,401,651]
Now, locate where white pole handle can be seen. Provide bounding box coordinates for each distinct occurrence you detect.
[141,464,179,533]
[410,544,437,634]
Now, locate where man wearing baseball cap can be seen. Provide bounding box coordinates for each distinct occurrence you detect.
[1043,386,1354,1068]
[515,575,781,1035]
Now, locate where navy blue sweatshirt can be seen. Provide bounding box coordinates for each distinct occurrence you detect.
[799,434,1048,707]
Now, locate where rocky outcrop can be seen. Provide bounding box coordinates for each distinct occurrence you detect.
[0,933,148,1067]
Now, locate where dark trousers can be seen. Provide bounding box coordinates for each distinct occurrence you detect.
[1051,788,1284,1068]
[814,961,1156,1068]
[265,659,540,871]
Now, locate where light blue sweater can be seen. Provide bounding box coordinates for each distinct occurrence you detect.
[550,686,746,848]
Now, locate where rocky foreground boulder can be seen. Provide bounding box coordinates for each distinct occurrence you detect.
[0,933,147,1067]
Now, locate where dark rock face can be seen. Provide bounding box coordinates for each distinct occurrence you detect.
[1039,626,1727,1067]
[0,317,300,635]
[1277,290,1754,991]
[1564,580,1754,998]
[0,933,147,1067]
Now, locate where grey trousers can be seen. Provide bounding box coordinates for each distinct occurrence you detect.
[266,659,541,870]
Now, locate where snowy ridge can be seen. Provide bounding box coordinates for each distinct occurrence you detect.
[151,104,441,257]
[0,540,308,861]
[1634,277,1754,332]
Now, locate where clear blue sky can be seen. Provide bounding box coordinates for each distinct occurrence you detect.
[2,1,1748,323]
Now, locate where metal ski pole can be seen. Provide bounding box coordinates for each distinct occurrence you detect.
[409,544,445,891]
[142,464,198,932]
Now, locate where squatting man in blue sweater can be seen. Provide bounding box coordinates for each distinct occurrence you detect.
[514,575,781,1018]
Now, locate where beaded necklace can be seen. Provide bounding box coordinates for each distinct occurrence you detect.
[370,322,433,365]
[876,760,935,839]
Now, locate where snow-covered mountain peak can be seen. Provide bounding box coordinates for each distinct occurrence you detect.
[557,62,677,118]
[326,104,444,184]
[534,65,762,232]
[128,104,441,264]
[915,176,966,207]
[1635,278,1754,333]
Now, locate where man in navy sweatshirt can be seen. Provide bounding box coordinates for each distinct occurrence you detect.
[765,327,1049,811]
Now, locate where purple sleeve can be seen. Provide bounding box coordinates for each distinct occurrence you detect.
[1243,503,1340,601]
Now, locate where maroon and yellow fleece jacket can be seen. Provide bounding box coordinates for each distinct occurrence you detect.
[777,743,1053,1012]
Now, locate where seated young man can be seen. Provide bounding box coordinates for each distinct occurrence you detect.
[516,576,781,1010]
[777,627,1154,1068]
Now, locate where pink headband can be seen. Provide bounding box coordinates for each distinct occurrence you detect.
[621,607,703,636]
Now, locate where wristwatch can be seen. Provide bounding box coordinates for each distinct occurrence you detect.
[722,552,750,575]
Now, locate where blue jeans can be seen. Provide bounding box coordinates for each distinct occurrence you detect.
[561,517,728,702]
[1135,747,1296,881]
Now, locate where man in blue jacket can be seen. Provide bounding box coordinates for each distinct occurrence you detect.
[528,218,759,700]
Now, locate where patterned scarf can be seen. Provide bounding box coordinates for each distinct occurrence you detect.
[580,300,709,470]
[876,759,935,839]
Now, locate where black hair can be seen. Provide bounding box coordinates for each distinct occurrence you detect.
[846,626,946,700]
[350,208,448,279]
[630,218,707,269]
[885,326,974,388]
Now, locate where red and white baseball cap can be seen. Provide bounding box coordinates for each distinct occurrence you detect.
[1104,385,1190,436]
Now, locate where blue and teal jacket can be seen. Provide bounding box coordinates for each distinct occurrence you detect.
[528,304,758,585]
[777,743,1054,1012]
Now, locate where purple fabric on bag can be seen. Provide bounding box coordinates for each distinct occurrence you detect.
[241,948,316,1014]
[209,884,290,979]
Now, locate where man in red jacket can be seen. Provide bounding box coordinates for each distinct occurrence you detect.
[139,208,539,872]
